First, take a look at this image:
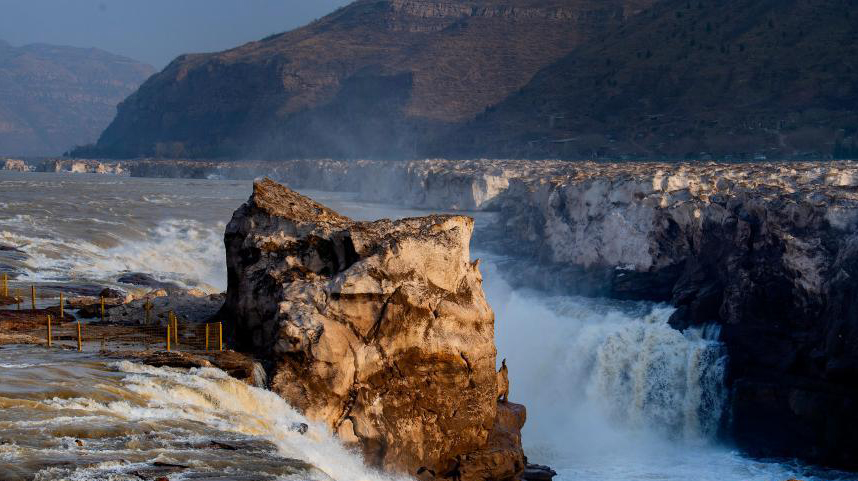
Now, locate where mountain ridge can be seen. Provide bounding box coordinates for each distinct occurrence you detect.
[77,0,857,160]
[79,0,655,159]
[0,40,155,156]
[443,0,858,160]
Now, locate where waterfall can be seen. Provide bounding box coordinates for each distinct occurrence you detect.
[590,321,725,439]
[481,255,747,481]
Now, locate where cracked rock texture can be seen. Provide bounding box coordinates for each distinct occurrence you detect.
[221,178,525,479]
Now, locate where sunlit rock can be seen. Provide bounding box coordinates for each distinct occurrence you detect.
[221,178,526,479]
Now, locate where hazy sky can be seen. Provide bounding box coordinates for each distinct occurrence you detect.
[0,0,352,68]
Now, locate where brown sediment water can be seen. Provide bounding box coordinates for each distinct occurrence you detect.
[0,344,401,481]
[0,171,250,294]
[0,170,470,296]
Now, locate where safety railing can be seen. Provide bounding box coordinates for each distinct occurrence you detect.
[0,279,226,353]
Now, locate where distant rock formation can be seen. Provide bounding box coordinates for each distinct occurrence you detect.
[0,41,154,157]
[1,158,29,172]
[220,178,526,479]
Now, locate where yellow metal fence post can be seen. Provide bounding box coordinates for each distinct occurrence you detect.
[205,323,210,352]
[166,325,171,352]
[170,311,178,347]
[2,273,7,297]
[218,322,223,351]
[46,314,52,348]
[31,285,36,310]
[76,321,82,352]
[59,292,64,319]
[100,296,105,322]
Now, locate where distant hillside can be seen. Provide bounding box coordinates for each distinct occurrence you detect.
[78,0,655,159]
[78,0,857,161]
[0,41,154,156]
[442,0,858,160]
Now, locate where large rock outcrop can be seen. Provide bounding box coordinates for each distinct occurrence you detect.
[480,162,858,469]
[221,178,525,479]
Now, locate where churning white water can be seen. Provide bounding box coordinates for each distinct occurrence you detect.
[1,171,853,480]
[0,346,403,481]
[481,255,853,481]
[0,172,247,291]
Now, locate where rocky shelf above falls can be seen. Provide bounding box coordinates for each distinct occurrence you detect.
[474,160,858,470]
[469,160,858,470]
[7,158,858,469]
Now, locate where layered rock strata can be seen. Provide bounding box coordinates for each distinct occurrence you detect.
[220,178,525,479]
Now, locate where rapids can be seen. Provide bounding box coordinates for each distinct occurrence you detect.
[0,171,854,480]
[0,345,402,481]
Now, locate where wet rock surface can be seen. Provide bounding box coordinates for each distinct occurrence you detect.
[105,291,224,324]
[106,349,267,388]
[220,178,525,479]
[116,272,184,291]
[521,464,557,481]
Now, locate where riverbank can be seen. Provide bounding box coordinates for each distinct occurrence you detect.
[0,288,265,385]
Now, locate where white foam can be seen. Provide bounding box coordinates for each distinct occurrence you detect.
[107,362,403,481]
[0,218,227,291]
[481,254,842,481]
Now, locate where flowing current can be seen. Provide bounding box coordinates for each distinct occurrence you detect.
[0,171,850,480]
[0,346,403,481]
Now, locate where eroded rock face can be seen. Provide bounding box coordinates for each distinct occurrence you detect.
[221,178,523,478]
[481,162,858,469]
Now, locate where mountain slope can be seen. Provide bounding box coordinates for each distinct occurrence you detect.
[442,0,858,160]
[81,0,656,159]
[0,41,155,157]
